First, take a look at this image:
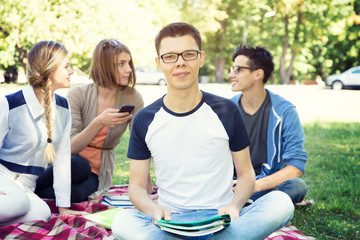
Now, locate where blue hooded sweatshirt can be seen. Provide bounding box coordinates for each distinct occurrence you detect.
[231,89,308,179]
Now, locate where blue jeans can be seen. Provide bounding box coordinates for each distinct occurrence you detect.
[35,154,99,203]
[111,191,294,240]
[250,178,307,204]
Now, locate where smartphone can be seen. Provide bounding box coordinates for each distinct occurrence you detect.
[118,104,135,114]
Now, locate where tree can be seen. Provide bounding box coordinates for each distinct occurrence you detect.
[0,0,180,76]
[268,0,356,84]
[165,0,358,84]
[1,0,357,84]
[0,0,101,71]
[172,0,270,82]
[324,0,360,75]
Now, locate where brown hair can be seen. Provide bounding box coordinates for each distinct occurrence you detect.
[155,22,202,55]
[27,40,68,163]
[89,39,136,89]
[232,45,274,84]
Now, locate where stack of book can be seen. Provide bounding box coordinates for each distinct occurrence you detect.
[101,195,134,207]
[155,214,231,237]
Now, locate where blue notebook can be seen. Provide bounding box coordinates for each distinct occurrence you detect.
[102,195,134,207]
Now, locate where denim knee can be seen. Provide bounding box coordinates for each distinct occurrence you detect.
[280,178,308,203]
[112,209,131,239]
[214,191,294,240]
[112,209,152,240]
[262,191,294,226]
[71,154,91,183]
[292,178,307,195]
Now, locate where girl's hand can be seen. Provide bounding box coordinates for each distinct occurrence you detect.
[96,108,133,128]
[58,207,89,216]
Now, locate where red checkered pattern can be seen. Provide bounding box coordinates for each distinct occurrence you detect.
[0,186,315,239]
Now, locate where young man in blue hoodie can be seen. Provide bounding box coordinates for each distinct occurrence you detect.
[229,45,308,204]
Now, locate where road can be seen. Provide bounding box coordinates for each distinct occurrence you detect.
[1,83,359,123]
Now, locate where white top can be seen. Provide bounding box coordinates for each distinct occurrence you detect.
[0,85,71,207]
[128,91,250,213]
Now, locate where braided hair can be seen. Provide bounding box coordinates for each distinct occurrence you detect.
[26,41,68,163]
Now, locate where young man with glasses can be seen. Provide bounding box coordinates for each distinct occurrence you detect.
[229,45,308,205]
[111,23,294,239]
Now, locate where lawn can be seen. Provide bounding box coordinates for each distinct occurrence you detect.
[113,122,360,239]
[291,122,359,239]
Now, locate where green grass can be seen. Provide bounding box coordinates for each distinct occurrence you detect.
[292,122,360,239]
[113,129,156,185]
[113,131,131,185]
[113,122,360,239]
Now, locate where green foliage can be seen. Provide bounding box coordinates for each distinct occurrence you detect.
[113,122,360,239]
[1,0,359,83]
[172,0,359,83]
[173,0,273,82]
[0,0,180,72]
[291,122,360,239]
[325,20,360,75]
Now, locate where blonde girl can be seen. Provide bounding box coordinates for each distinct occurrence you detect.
[0,40,85,225]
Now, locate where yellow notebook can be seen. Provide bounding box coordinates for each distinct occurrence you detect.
[84,207,123,229]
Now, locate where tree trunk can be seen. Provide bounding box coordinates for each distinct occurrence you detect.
[0,26,9,36]
[279,9,301,85]
[287,49,297,82]
[214,18,228,83]
[355,1,360,65]
[15,43,28,72]
[357,34,360,66]
[279,14,290,84]
[280,44,297,85]
[215,57,225,83]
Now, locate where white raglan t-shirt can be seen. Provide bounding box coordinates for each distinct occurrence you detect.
[128,91,250,213]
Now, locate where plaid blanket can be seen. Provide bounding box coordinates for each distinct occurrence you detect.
[0,192,115,240]
[267,225,315,240]
[0,186,315,239]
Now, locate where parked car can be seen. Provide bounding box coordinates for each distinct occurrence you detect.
[135,66,166,85]
[326,66,360,90]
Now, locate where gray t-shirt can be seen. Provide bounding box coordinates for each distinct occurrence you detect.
[238,92,272,175]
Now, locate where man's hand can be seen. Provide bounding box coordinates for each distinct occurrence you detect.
[150,205,172,222]
[218,205,240,222]
[58,207,89,217]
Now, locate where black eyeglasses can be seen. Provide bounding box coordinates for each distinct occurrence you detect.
[230,65,252,74]
[160,50,201,64]
[103,39,120,48]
